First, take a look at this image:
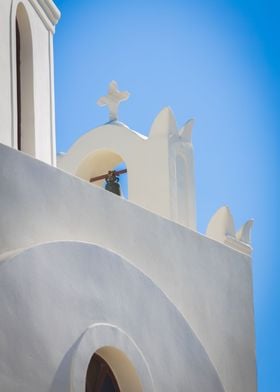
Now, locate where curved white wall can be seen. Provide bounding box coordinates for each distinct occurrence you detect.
[0,241,225,392]
[0,144,256,392]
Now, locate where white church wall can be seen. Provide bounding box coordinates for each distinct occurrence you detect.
[0,241,225,392]
[0,0,59,164]
[0,143,256,392]
[168,118,196,229]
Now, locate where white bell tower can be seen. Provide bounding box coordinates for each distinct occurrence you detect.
[0,0,60,165]
[58,81,197,230]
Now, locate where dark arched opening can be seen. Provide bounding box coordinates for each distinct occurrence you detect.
[16,20,21,150]
[86,353,120,392]
[15,4,35,155]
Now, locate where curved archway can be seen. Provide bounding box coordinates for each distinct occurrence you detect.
[0,241,227,392]
[15,2,35,155]
[86,352,120,392]
[76,149,128,197]
[86,346,143,392]
[71,323,154,392]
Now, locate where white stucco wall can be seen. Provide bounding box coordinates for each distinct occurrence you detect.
[0,241,225,392]
[0,144,257,392]
[0,0,59,164]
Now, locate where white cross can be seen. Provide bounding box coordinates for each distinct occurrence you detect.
[97,81,130,122]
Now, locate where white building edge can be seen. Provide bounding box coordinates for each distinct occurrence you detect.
[0,1,257,391]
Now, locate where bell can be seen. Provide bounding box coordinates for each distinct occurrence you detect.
[105,171,121,196]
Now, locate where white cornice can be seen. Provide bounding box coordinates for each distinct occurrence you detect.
[28,0,61,33]
[38,0,60,25]
[225,235,252,256]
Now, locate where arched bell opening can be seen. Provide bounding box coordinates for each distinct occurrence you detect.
[85,346,143,392]
[76,150,128,198]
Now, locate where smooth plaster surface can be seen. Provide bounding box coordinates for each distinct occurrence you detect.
[0,1,256,390]
[0,241,226,391]
[0,143,256,392]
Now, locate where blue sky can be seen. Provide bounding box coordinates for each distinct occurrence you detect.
[54,0,280,390]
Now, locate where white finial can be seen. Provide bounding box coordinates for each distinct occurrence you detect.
[97,81,130,122]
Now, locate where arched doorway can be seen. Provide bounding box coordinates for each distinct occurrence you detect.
[70,325,153,392]
[83,345,143,392]
[86,353,120,392]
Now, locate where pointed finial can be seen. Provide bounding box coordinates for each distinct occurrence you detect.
[97,81,130,122]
